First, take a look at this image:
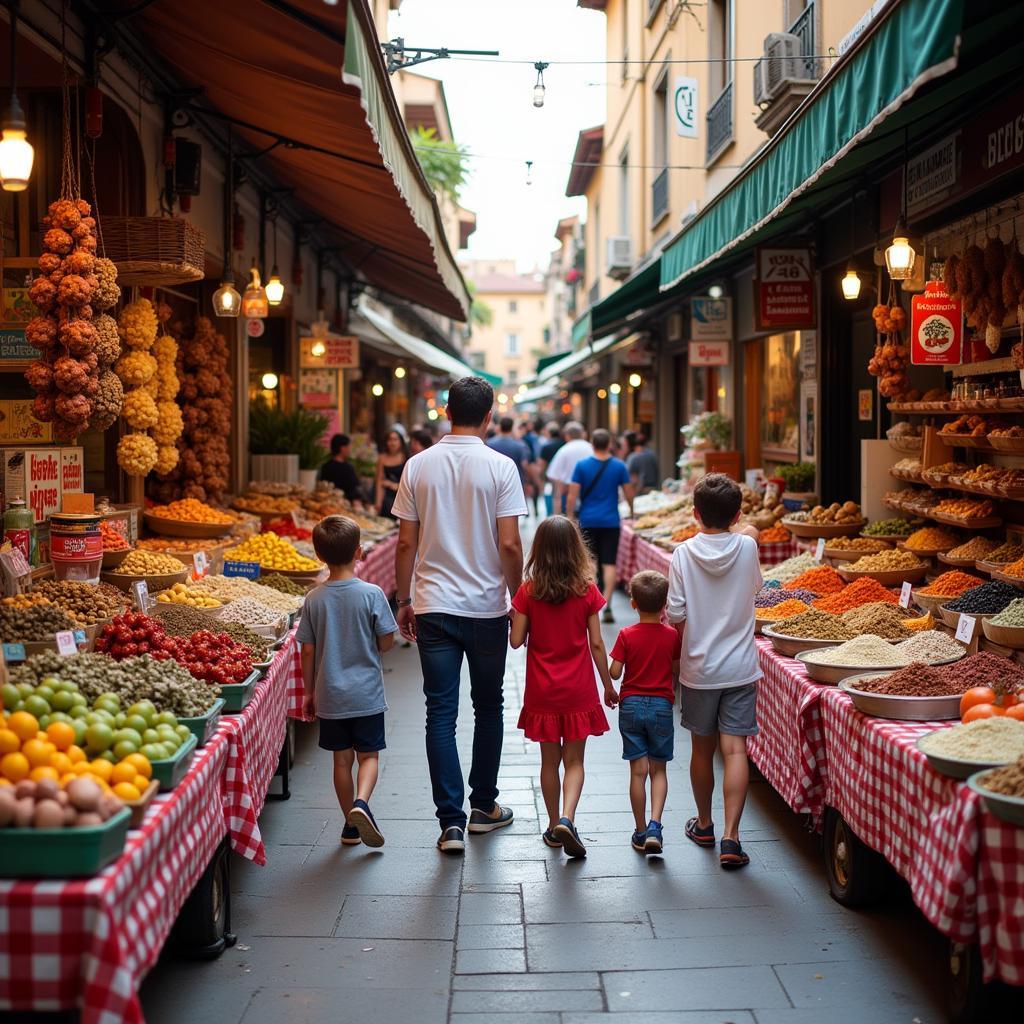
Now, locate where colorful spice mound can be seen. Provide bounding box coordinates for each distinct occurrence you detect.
[903,527,960,552]
[953,652,1024,690]
[840,602,913,640]
[757,599,810,621]
[806,635,909,667]
[862,518,916,537]
[976,754,1024,798]
[918,718,1024,762]
[945,581,1018,615]
[854,662,966,696]
[980,541,1024,565]
[762,553,819,585]
[989,599,1024,628]
[813,577,898,614]
[846,550,925,572]
[918,571,986,598]
[769,609,857,641]
[944,537,998,562]
[784,565,845,596]
[997,555,1024,580]
[758,525,791,544]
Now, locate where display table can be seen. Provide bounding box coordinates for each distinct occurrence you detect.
[820,688,1024,985]
[0,633,297,1023]
[357,532,398,596]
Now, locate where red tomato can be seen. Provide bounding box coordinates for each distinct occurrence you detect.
[963,703,1005,723]
[1005,704,1024,722]
[960,687,998,719]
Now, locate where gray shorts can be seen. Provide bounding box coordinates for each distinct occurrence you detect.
[679,682,759,737]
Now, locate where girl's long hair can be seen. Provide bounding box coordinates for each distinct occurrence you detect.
[524,515,595,604]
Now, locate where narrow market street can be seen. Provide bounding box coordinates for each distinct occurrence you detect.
[140,588,947,1024]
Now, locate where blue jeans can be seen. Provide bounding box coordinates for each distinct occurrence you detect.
[416,613,509,829]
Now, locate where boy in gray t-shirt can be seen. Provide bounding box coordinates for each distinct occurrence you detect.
[298,515,398,848]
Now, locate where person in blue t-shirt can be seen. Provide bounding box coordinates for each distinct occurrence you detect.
[568,428,635,622]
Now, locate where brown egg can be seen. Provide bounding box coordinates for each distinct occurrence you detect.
[75,812,103,827]
[14,780,36,800]
[63,805,78,827]
[14,798,35,828]
[0,788,16,827]
[55,789,69,806]
[33,800,66,830]
[66,777,102,813]
[35,779,60,802]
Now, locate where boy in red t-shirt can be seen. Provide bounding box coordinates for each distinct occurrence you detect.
[608,570,681,856]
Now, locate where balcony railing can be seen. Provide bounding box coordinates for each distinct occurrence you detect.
[651,167,669,224]
[588,280,600,307]
[790,1,818,79]
[706,82,733,164]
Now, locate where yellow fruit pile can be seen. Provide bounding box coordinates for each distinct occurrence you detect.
[225,532,321,572]
[149,498,234,524]
[110,550,186,576]
[156,583,221,608]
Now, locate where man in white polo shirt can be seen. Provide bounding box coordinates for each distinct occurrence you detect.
[393,377,527,854]
[546,421,593,516]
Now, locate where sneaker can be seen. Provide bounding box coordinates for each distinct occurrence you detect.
[553,816,587,859]
[602,608,615,624]
[719,838,750,870]
[644,820,664,856]
[340,823,361,846]
[468,804,514,834]
[630,829,647,853]
[542,828,562,848]
[348,799,385,848]
[437,825,466,854]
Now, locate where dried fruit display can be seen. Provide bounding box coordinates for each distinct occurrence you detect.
[869,290,910,400]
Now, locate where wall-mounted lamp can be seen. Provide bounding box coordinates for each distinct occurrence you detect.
[394,366,407,379]
[261,372,279,390]
[371,383,384,397]
[628,372,642,388]
[609,382,622,395]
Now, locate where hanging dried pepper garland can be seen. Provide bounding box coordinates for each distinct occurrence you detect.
[868,284,910,400]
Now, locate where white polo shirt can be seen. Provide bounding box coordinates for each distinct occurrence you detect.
[392,434,527,618]
[546,438,594,484]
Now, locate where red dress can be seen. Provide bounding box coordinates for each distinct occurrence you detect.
[512,581,610,743]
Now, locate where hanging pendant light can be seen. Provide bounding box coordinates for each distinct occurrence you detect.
[213,279,242,317]
[532,62,549,108]
[885,215,916,281]
[841,263,862,300]
[265,215,285,305]
[214,129,240,317]
[0,3,34,192]
[242,260,269,318]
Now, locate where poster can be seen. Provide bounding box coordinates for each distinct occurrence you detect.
[800,381,817,464]
[910,281,963,365]
[690,298,732,341]
[756,248,815,330]
[299,369,338,407]
[858,389,874,422]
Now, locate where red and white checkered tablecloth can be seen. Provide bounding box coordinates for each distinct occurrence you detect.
[632,535,673,576]
[0,738,229,1024]
[819,688,1024,985]
[620,531,797,582]
[356,532,398,596]
[749,640,829,820]
[616,522,638,582]
[759,539,799,566]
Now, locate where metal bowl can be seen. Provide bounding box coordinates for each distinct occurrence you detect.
[797,650,962,686]
[760,626,845,658]
[967,770,1024,826]
[839,674,963,721]
[915,735,1014,781]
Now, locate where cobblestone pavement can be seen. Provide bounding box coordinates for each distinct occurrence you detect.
[141,591,948,1024]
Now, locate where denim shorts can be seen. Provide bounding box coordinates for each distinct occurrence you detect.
[318,713,386,753]
[618,695,674,762]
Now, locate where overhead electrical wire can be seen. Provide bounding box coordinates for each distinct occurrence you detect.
[409,146,743,172]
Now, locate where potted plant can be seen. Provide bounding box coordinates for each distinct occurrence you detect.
[249,399,329,489]
[677,412,732,483]
[776,461,817,509]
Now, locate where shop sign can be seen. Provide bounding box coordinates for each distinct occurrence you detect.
[246,318,265,338]
[690,297,731,341]
[0,328,35,361]
[756,248,815,330]
[299,368,338,408]
[624,341,653,366]
[223,560,261,579]
[905,133,958,216]
[673,76,699,138]
[637,382,657,422]
[910,281,963,365]
[61,448,84,496]
[688,340,729,366]
[0,399,52,443]
[300,334,360,369]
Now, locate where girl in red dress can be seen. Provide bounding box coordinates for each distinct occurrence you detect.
[510,516,617,858]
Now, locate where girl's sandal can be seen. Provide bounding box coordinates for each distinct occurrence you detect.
[685,817,716,848]
[542,829,562,848]
[719,838,750,870]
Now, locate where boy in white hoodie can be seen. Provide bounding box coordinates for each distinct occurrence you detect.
[667,474,762,869]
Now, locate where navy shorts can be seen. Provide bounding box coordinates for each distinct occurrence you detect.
[618,695,674,762]
[318,713,386,753]
[581,526,621,567]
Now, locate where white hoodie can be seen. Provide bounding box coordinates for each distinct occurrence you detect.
[666,531,763,690]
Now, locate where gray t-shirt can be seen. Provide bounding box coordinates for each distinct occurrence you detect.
[296,578,398,719]
[627,448,660,490]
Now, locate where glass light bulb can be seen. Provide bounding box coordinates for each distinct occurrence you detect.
[707,284,724,300]
[427,408,439,420]
[261,372,279,390]
[609,383,621,395]
[885,236,915,278]
[533,83,545,108]
[0,127,33,191]
[394,366,407,379]
[628,372,642,388]
[310,340,326,358]
[597,388,607,399]
[371,383,384,397]
[213,280,241,317]
[265,266,285,305]
[841,268,862,300]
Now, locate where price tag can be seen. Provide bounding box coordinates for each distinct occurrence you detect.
[55,630,78,657]
[814,538,825,562]
[132,580,150,612]
[955,613,976,644]
[2,642,26,663]
[192,551,208,578]
[899,581,913,608]
[73,629,86,645]
[224,560,261,580]
[290,509,302,528]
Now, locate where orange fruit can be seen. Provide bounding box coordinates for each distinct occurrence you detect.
[7,711,38,743]
[21,739,53,769]
[124,753,152,779]
[111,762,138,786]
[133,774,150,792]
[1,752,31,782]
[112,781,141,801]
[72,761,93,776]
[0,728,19,755]
[0,777,12,787]
[59,772,76,787]
[29,765,59,783]
[49,752,72,776]
[66,744,86,764]
[88,759,113,782]
[46,722,75,751]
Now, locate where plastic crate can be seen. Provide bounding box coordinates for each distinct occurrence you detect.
[178,698,225,747]
[150,732,198,791]
[0,807,131,878]
[221,670,260,713]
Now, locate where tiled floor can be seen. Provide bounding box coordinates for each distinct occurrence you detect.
[139,585,955,1023]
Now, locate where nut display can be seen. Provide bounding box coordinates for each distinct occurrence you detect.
[30,580,127,626]
[256,573,308,597]
[192,574,302,614]
[933,498,996,520]
[0,603,76,642]
[223,532,321,573]
[982,541,1024,565]
[862,518,917,537]
[148,498,234,525]
[109,550,187,576]
[846,550,925,572]
[155,583,221,609]
[802,501,862,525]
[216,597,279,627]
[231,494,301,515]
[825,537,893,554]
[944,537,999,562]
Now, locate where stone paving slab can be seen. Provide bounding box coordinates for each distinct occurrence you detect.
[452,972,599,991]
[602,965,792,1011]
[238,985,450,1024]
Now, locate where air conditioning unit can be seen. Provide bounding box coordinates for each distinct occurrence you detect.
[606,236,633,280]
[759,33,810,103]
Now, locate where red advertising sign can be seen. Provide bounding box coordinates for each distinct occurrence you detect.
[756,248,816,330]
[688,340,730,366]
[910,281,963,365]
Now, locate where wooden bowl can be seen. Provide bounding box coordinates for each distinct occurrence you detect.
[990,570,1024,590]
[911,588,962,614]
[897,541,958,558]
[836,564,928,586]
[937,604,999,640]
[981,620,1024,650]
[782,519,866,539]
[937,551,984,569]
[143,511,233,539]
[931,511,1002,530]
[101,548,131,569]
[101,567,190,593]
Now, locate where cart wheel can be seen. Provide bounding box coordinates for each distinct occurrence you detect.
[948,941,989,1024]
[822,807,886,907]
[172,838,237,958]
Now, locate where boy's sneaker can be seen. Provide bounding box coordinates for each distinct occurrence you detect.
[341,823,361,846]
[630,828,647,853]
[437,826,466,854]
[348,799,385,848]
[719,838,750,870]
[542,828,562,848]
[553,817,587,859]
[644,820,664,856]
[468,804,514,834]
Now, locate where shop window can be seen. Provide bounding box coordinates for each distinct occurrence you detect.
[760,332,801,460]
[509,300,518,313]
[506,333,519,356]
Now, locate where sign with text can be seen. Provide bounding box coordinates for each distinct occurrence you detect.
[2,642,25,663]
[906,133,959,216]
[224,559,261,580]
[756,248,816,330]
[899,582,912,608]
[300,334,360,369]
[192,551,208,578]
[690,297,732,341]
[910,281,963,365]
[55,630,78,657]
[688,340,730,367]
[0,328,36,361]
[299,368,338,408]
[814,538,825,562]
[673,76,699,138]
[132,580,150,612]
[956,614,976,645]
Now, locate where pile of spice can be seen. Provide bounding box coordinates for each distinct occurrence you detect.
[756,586,819,608]
[996,555,1024,580]
[758,525,791,544]
[903,526,960,552]
[976,754,1024,798]
[954,651,1024,690]
[853,662,964,696]
[980,540,1024,565]
[862,518,917,537]
[846,550,926,572]
[784,565,845,595]
[804,635,910,667]
[944,581,1018,615]
[769,609,857,641]
[918,718,1024,763]
[762,552,819,585]
[944,537,999,562]
[757,599,810,621]
[988,599,1024,628]
[902,611,936,631]
[813,577,898,614]
[825,537,892,554]
[895,630,967,663]
[840,602,913,640]
[917,571,986,598]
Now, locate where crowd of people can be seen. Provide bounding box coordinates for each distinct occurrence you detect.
[299,377,761,871]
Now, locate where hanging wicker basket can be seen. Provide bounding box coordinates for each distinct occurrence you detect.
[101,217,206,286]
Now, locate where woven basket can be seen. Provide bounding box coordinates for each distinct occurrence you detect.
[102,217,206,286]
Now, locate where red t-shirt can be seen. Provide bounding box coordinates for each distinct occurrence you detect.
[610,622,681,703]
[512,581,605,712]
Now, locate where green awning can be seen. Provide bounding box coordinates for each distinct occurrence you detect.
[591,260,662,332]
[535,351,567,377]
[571,311,592,347]
[660,0,964,290]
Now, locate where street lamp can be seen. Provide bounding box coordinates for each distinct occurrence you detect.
[628,372,642,388]
[261,372,278,390]
[0,3,33,192]
[371,383,384,397]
